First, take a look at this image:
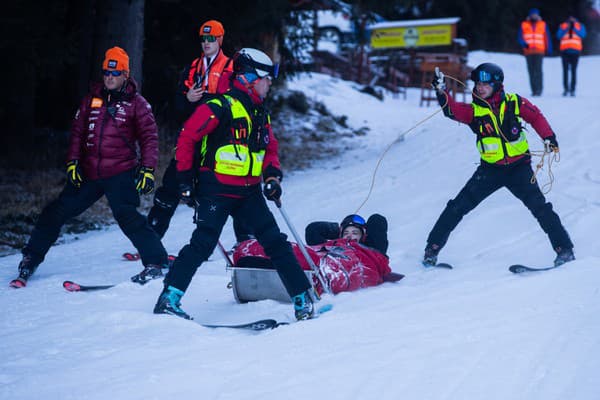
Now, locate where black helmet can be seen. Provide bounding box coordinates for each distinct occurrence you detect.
[340,214,367,241]
[232,48,279,80]
[470,63,504,91]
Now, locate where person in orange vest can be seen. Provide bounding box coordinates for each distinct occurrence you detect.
[144,20,252,254]
[518,8,552,97]
[557,16,586,97]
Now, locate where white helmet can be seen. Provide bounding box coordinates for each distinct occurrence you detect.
[233,48,279,79]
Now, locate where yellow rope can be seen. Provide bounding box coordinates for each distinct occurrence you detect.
[354,73,558,214]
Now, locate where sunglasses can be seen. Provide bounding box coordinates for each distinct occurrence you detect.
[200,35,217,43]
[103,70,124,77]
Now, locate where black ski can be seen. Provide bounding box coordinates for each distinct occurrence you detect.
[199,304,333,331]
[509,264,559,274]
[63,280,116,292]
[201,319,285,331]
[422,262,453,269]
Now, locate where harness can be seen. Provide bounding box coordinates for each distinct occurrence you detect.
[469,93,529,164]
[196,90,269,177]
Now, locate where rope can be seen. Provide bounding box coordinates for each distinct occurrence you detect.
[354,92,447,214]
[354,73,559,213]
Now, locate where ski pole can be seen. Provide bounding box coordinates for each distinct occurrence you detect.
[275,199,332,295]
[216,240,234,268]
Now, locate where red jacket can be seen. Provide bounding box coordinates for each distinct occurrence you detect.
[439,89,555,165]
[176,80,281,187]
[67,80,158,180]
[233,239,392,295]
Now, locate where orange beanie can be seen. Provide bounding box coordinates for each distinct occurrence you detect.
[199,20,225,37]
[102,46,129,72]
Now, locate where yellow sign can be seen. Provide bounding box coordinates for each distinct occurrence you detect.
[371,24,455,49]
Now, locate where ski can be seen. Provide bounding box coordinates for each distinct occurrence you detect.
[122,252,176,262]
[122,252,141,261]
[509,264,560,274]
[63,280,116,292]
[382,272,405,282]
[201,319,283,331]
[200,304,333,331]
[422,262,453,269]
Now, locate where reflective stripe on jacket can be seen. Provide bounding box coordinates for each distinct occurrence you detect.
[200,94,267,178]
[558,22,583,52]
[521,20,548,55]
[471,93,529,164]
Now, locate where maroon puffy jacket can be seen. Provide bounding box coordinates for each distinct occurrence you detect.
[67,80,158,180]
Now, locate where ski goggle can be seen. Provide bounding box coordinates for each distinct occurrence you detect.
[252,62,279,79]
[103,70,124,77]
[200,35,217,43]
[341,214,366,228]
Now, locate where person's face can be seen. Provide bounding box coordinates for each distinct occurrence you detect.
[103,70,128,90]
[475,81,494,99]
[253,76,272,98]
[529,13,540,21]
[342,226,363,242]
[201,36,221,57]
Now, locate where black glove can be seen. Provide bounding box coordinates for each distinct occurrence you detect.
[263,165,283,183]
[176,170,196,207]
[545,135,559,153]
[135,166,155,194]
[66,160,83,188]
[263,179,282,202]
[431,67,446,91]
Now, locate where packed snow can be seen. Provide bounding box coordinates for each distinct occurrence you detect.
[2,51,599,400]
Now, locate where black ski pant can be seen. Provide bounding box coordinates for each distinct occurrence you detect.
[525,54,544,95]
[164,189,312,297]
[24,169,169,267]
[426,161,573,252]
[147,157,254,241]
[561,52,580,94]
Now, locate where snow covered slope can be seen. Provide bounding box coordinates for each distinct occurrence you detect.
[1,51,599,400]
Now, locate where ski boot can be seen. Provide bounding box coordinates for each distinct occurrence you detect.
[9,255,41,288]
[130,264,166,285]
[153,285,192,320]
[292,291,315,321]
[554,247,575,267]
[422,243,440,267]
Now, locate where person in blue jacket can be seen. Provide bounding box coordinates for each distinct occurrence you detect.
[557,16,587,96]
[518,8,553,96]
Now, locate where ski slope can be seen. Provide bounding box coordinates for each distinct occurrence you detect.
[1,51,599,400]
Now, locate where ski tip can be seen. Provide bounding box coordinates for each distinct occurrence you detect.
[383,272,405,282]
[9,278,27,289]
[63,280,82,292]
[317,304,334,314]
[122,252,141,261]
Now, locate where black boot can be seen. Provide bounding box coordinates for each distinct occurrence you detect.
[130,264,166,285]
[554,247,575,267]
[422,243,441,267]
